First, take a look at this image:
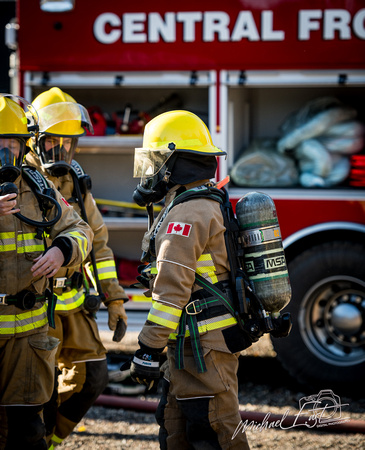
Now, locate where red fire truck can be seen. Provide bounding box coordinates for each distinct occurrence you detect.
[9,0,365,392]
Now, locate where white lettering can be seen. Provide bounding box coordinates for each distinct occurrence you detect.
[123,12,146,43]
[93,12,121,44]
[261,11,284,41]
[149,12,176,43]
[353,9,365,39]
[177,12,203,42]
[324,9,351,40]
[203,11,230,42]
[231,11,260,41]
[93,8,365,45]
[298,10,322,40]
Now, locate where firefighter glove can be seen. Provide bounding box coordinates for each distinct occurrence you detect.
[129,344,163,390]
[107,300,128,342]
[270,312,292,338]
[243,317,265,342]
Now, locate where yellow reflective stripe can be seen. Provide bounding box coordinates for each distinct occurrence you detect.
[0,232,15,239]
[0,304,48,335]
[17,233,45,252]
[196,253,218,284]
[17,244,44,253]
[68,231,88,260]
[130,295,152,302]
[51,434,63,444]
[0,232,16,252]
[0,243,16,251]
[150,300,181,316]
[0,232,44,253]
[148,301,182,329]
[169,314,237,340]
[55,289,85,311]
[147,313,179,330]
[202,315,237,332]
[149,300,181,320]
[94,260,118,280]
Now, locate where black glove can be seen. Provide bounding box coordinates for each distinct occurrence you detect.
[120,344,163,390]
[270,312,292,338]
[243,317,265,342]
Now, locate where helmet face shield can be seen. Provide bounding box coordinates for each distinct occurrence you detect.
[0,137,26,182]
[37,102,93,136]
[38,135,78,167]
[0,137,25,164]
[133,148,174,180]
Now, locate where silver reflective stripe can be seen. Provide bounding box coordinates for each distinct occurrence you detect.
[0,304,48,336]
[55,289,85,311]
[0,232,44,253]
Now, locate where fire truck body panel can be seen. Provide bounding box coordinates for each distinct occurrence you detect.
[11,0,365,393]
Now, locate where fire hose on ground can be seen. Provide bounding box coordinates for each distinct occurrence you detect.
[94,394,365,434]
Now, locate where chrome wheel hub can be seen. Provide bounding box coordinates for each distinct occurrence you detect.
[299,277,365,366]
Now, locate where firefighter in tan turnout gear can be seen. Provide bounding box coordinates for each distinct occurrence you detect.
[0,94,93,449]
[25,87,129,449]
[127,110,252,449]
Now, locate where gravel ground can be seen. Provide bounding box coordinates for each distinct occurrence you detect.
[56,336,365,449]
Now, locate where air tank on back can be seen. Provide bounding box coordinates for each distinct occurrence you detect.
[235,192,291,315]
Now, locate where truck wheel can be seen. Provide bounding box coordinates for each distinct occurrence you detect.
[272,241,365,394]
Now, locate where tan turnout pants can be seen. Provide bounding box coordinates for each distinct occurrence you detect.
[156,345,250,449]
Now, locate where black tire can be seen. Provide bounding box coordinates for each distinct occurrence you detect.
[272,241,365,395]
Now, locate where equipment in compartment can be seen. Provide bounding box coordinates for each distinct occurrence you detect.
[230,97,365,188]
[230,139,299,187]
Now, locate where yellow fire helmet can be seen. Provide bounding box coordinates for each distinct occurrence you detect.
[0,94,37,182]
[32,87,93,137]
[134,110,226,179]
[0,95,33,137]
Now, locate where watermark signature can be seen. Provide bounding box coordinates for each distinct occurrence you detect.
[232,389,350,439]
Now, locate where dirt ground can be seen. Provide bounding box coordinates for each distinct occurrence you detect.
[59,336,365,449]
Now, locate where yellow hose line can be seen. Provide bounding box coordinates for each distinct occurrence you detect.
[95,198,162,212]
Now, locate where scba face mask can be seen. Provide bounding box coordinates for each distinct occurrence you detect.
[133,147,177,206]
[133,170,171,207]
[38,134,78,177]
[0,137,26,183]
[133,148,175,206]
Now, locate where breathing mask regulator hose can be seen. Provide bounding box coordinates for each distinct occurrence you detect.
[69,168,105,314]
[0,181,62,228]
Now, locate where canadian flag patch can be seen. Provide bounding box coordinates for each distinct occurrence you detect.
[61,197,71,207]
[166,222,192,237]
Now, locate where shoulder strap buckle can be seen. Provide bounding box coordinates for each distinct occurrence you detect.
[185,298,208,315]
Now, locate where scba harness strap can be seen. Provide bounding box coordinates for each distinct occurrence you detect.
[163,184,249,373]
[175,274,237,373]
[70,160,92,195]
[21,166,59,326]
